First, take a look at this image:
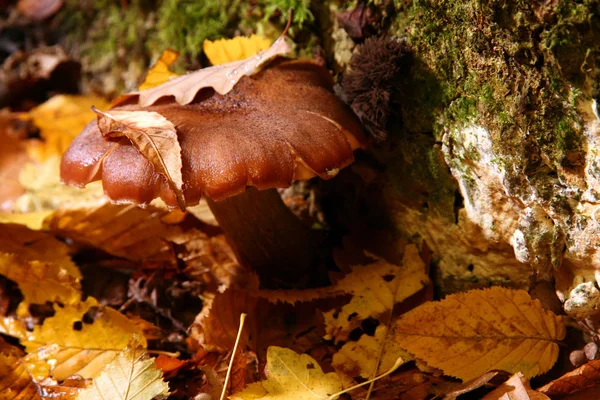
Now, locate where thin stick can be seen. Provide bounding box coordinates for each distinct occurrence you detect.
[220,313,247,400]
[325,357,405,400]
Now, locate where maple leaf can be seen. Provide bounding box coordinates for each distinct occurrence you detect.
[203,35,272,66]
[21,297,146,380]
[77,338,169,400]
[92,107,185,209]
[323,245,431,343]
[116,28,292,107]
[230,346,342,400]
[537,358,600,397]
[138,49,180,91]
[394,286,566,381]
[0,223,81,305]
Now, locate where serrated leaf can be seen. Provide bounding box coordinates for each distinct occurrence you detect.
[394,287,566,381]
[230,346,342,400]
[77,340,169,400]
[482,372,549,400]
[323,245,430,343]
[22,297,146,380]
[203,35,272,66]
[116,31,291,107]
[537,358,600,397]
[93,108,185,209]
[138,49,180,91]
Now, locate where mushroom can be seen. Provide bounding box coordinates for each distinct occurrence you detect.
[61,59,367,288]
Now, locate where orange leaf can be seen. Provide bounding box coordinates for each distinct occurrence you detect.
[394,287,565,381]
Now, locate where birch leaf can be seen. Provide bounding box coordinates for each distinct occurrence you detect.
[22,297,146,380]
[92,108,185,210]
[230,346,342,400]
[537,358,600,397]
[117,31,291,107]
[77,339,169,400]
[394,287,566,381]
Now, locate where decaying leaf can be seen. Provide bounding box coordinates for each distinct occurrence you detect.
[332,325,410,379]
[394,287,565,381]
[323,245,430,343]
[21,297,145,380]
[537,358,600,397]
[203,35,272,66]
[138,49,180,91]
[482,372,549,400]
[230,346,342,400]
[117,30,291,107]
[77,338,169,400]
[93,108,185,209]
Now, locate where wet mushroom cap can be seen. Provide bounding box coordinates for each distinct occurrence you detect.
[61,59,367,207]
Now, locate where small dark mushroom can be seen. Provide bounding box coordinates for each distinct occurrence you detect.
[61,59,367,288]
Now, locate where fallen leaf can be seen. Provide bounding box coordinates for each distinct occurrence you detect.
[537,358,600,397]
[0,352,40,399]
[394,287,566,381]
[46,198,184,268]
[332,325,410,379]
[26,95,110,162]
[93,107,185,209]
[138,49,180,91]
[323,245,430,343]
[436,371,504,400]
[22,297,146,380]
[482,372,549,400]
[203,35,272,66]
[0,223,81,306]
[117,30,291,107]
[230,346,342,400]
[77,338,169,400]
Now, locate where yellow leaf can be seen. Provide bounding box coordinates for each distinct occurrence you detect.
[203,35,272,66]
[0,353,41,399]
[230,346,342,400]
[138,49,180,91]
[332,325,410,379]
[26,95,110,162]
[22,297,146,380]
[46,198,184,267]
[9,155,104,219]
[0,316,28,339]
[0,223,81,305]
[77,338,169,400]
[323,245,430,343]
[394,287,566,381]
[93,107,185,210]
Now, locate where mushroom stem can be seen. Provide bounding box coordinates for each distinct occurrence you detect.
[206,187,327,289]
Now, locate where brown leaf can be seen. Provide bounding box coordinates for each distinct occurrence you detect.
[93,107,185,209]
[117,31,291,107]
[538,358,600,397]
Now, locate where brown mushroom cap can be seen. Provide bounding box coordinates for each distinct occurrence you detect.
[61,59,367,207]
